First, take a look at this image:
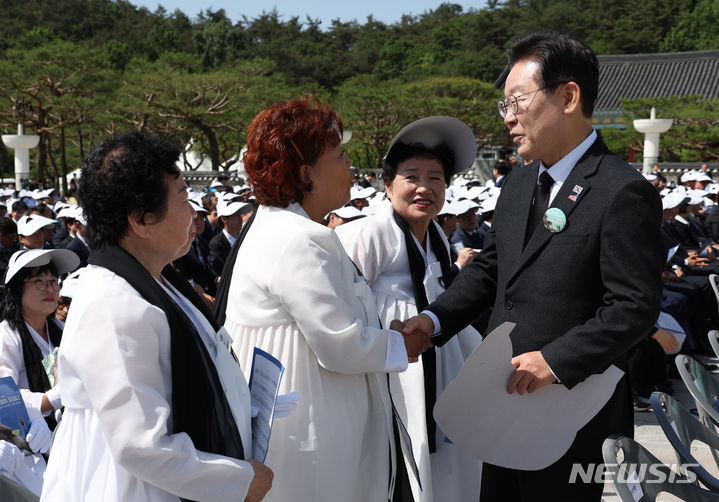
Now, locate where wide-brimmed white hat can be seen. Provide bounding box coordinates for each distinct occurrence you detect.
[385,116,477,177]
[4,249,80,285]
[17,214,57,236]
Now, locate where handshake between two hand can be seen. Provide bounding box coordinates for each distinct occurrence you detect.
[389,314,435,363]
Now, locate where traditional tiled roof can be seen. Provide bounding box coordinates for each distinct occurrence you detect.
[597,50,719,112]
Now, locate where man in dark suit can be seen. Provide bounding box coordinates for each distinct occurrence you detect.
[493,160,511,187]
[208,198,253,280]
[175,202,216,297]
[402,30,664,501]
[451,199,485,250]
[64,209,90,268]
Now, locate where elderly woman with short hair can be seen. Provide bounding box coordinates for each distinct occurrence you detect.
[40,131,272,502]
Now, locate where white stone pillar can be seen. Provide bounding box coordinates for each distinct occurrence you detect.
[633,108,673,174]
[2,123,40,188]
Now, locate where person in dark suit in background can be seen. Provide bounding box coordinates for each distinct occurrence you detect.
[175,200,216,306]
[208,197,253,280]
[451,199,485,250]
[64,208,90,268]
[492,160,511,188]
[401,30,664,501]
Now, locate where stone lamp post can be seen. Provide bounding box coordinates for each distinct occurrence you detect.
[2,123,40,188]
[633,107,673,174]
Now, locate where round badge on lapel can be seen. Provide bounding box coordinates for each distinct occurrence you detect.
[543,208,566,233]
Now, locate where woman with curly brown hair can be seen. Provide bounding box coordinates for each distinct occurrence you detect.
[219,97,429,502]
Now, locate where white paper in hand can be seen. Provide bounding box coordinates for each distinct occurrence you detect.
[433,322,623,470]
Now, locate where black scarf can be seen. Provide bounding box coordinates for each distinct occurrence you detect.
[89,244,244,500]
[17,316,62,430]
[392,211,453,453]
[214,210,256,325]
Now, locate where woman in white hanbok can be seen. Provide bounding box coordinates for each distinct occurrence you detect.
[0,249,79,423]
[219,98,430,502]
[40,131,272,502]
[337,117,484,502]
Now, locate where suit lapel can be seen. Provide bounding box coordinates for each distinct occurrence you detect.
[502,162,539,271]
[506,138,606,287]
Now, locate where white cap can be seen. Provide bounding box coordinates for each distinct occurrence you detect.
[696,173,713,183]
[72,207,87,226]
[56,206,78,219]
[708,184,719,194]
[216,198,250,217]
[643,173,657,181]
[59,269,83,298]
[480,195,498,213]
[210,179,224,188]
[438,200,456,216]
[680,170,698,183]
[189,200,208,214]
[330,206,366,220]
[662,191,688,210]
[453,199,480,216]
[219,191,241,203]
[4,249,80,285]
[350,186,376,200]
[385,116,477,177]
[465,186,486,202]
[17,214,57,236]
[687,189,706,205]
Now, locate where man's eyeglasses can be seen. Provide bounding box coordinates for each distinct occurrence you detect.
[25,278,60,291]
[497,81,568,118]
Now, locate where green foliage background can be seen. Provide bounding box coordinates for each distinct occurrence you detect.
[0,0,716,187]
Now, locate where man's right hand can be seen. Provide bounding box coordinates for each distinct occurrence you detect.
[245,460,273,502]
[402,313,435,339]
[401,314,436,361]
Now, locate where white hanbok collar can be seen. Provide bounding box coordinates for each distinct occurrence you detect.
[24,321,54,355]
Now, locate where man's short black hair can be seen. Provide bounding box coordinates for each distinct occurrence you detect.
[11,200,27,213]
[506,30,599,118]
[494,161,511,176]
[79,130,181,249]
[0,219,17,235]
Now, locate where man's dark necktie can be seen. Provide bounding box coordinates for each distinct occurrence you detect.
[525,170,554,246]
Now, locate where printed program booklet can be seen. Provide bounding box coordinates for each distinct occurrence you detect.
[0,376,31,452]
[248,348,284,463]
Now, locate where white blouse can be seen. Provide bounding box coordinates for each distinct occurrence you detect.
[0,319,57,415]
[40,264,254,502]
[224,202,406,502]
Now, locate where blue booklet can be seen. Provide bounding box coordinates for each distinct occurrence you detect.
[0,376,31,451]
[248,348,284,463]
